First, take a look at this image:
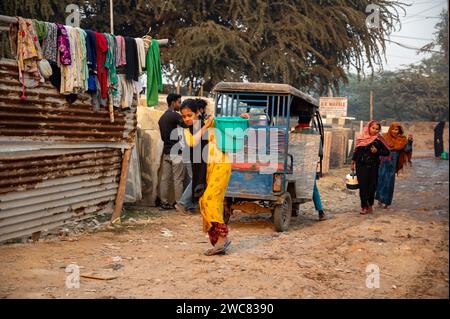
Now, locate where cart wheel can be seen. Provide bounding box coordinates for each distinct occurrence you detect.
[273,193,292,232]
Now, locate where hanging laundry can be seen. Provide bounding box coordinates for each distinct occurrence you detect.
[115,35,126,67]
[15,17,43,91]
[76,28,88,92]
[105,33,120,108]
[48,60,77,103]
[42,22,57,63]
[124,36,139,82]
[135,37,146,74]
[146,39,163,107]
[56,23,71,65]
[96,32,108,102]
[104,33,118,86]
[85,30,97,92]
[32,20,47,42]
[112,78,123,108]
[91,76,107,111]
[118,74,134,109]
[61,26,83,94]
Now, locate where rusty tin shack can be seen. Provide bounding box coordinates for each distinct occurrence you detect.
[0,57,137,243]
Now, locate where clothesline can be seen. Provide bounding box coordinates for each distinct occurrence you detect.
[1,14,165,122]
[0,15,169,47]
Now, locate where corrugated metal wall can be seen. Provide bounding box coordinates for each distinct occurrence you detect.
[0,59,136,144]
[0,59,137,242]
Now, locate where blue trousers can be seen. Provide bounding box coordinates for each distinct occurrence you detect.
[178,180,194,209]
[313,180,323,212]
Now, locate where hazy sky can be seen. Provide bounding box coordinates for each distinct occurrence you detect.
[383,0,448,70]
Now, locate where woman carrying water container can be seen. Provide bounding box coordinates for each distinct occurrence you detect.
[180,99,249,256]
[351,121,390,215]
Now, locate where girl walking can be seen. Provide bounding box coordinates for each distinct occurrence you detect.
[180,99,248,255]
[375,122,408,209]
[351,121,390,214]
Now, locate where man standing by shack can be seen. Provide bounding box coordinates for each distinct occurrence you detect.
[158,93,186,210]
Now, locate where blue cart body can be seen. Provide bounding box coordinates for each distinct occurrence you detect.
[213,82,319,203]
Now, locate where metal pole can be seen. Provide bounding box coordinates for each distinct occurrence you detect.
[110,0,114,34]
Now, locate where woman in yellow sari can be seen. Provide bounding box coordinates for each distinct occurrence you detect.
[180,99,247,255]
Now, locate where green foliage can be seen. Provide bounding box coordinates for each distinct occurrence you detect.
[342,10,448,121]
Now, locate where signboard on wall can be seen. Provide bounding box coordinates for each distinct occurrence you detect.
[319,97,348,118]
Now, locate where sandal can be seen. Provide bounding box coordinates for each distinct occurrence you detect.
[204,239,231,256]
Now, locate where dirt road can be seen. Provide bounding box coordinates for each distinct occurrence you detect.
[0,158,448,298]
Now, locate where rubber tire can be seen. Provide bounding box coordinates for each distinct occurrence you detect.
[273,193,292,232]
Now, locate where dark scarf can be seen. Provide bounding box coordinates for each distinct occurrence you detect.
[85,30,97,92]
[125,37,139,81]
[48,61,77,104]
[189,119,209,199]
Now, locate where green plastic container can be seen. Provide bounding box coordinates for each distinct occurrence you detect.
[215,117,249,152]
[441,151,449,160]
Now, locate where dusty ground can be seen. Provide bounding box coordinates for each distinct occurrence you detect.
[0,158,448,299]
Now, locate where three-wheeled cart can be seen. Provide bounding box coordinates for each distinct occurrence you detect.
[213,82,324,231]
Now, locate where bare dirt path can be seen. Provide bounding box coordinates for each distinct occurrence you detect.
[0,158,448,298]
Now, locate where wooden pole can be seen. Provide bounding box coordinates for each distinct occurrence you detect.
[110,0,114,34]
[108,99,114,123]
[370,90,374,121]
[111,148,132,223]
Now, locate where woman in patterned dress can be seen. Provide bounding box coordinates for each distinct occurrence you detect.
[180,99,248,255]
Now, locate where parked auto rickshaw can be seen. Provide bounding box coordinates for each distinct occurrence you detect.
[213,82,324,231]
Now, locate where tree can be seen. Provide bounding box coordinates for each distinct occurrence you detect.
[1,0,405,94]
[342,9,448,121]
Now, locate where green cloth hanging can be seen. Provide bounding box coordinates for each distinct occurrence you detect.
[32,20,47,42]
[104,33,118,86]
[146,39,163,107]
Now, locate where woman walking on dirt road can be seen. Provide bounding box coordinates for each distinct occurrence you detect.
[180,99,248,256]
[351,121,390,215]
[375,122,408,209]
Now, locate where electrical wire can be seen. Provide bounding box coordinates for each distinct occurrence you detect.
[390,35,434,41]
[403,2,446,20]
[386,39,444,53]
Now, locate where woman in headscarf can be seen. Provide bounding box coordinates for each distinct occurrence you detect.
[375,122,408,209]
[351,121,390,214]
[434,121,446,159]
[180,99,248,255]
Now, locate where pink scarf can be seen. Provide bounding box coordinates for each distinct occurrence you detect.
[356,120,390,149]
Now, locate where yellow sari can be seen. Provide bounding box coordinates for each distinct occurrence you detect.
[184,123,232,233]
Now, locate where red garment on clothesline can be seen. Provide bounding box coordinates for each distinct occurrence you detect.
[96,32,108,100]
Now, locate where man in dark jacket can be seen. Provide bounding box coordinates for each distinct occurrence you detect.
[158,93,185,209]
